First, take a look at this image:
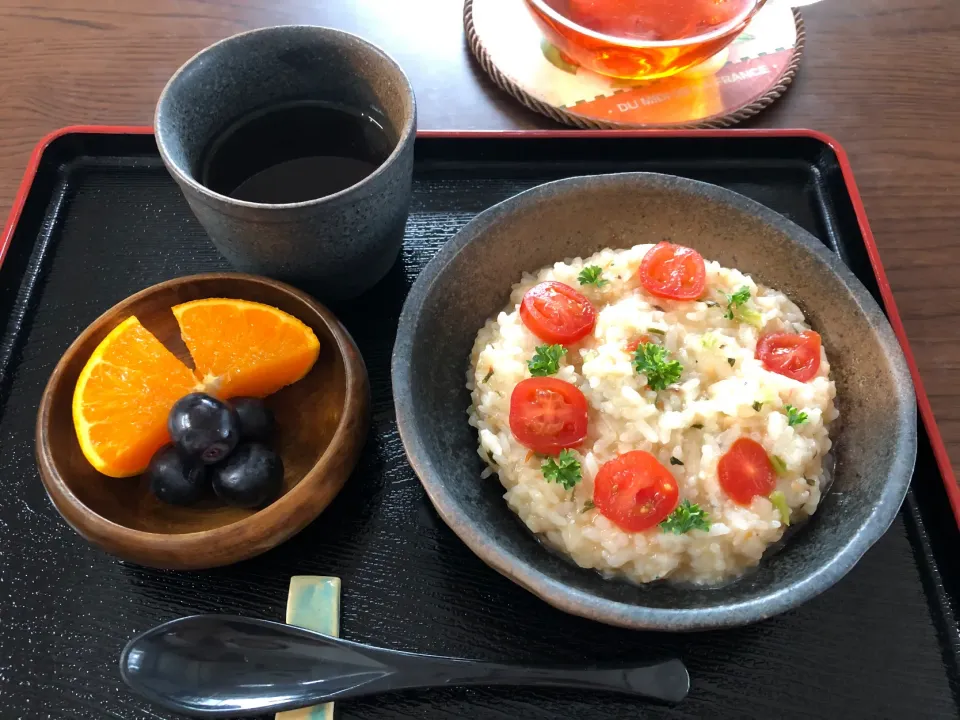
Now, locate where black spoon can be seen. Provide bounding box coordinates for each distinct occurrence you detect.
[120,615,689,717]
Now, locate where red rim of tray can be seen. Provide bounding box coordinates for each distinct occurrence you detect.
[3,124,957,529]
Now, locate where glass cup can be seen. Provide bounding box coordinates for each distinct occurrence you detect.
[524,0,769,80]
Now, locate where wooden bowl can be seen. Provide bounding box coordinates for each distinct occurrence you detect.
[36,273,369,570]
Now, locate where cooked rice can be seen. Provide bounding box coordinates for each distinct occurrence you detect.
[467,244,838,585]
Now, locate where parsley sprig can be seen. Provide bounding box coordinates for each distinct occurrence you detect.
[660,500,711,534]
[541,449,582,490]
[723,286,751,320]
[633,342,683,391]
[528,344,567,377]
[577,265,608,287]
[785,404,808,427]
[722,286,763,326]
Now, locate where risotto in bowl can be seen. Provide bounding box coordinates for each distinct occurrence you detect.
[393,173,915,630]
[468,243,838,586]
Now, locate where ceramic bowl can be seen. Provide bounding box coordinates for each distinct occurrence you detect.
[393,173,916,631]
[36,273,369,569]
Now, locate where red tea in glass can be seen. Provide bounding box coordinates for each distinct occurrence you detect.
[525,0,768,80]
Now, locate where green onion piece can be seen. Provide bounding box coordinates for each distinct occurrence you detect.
[739,307,764,328]
[770,455,788,476]
[769,490,791,526]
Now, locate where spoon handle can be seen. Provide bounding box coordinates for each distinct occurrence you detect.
[378,657,690,703]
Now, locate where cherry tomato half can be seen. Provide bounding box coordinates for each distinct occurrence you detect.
[756,330,822,382]
[636,241,706,301]
[718,437,776,505]
[593,451,679,532]
[509,377,588,455]
[520,281,597,345]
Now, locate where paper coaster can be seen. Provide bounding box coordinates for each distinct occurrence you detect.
[276,576,341,720]
[465,0,804,128]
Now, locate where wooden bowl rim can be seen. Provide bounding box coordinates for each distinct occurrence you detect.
[35,272,366,555]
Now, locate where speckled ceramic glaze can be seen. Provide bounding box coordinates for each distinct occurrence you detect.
[393,173,917,631]
[155,26,416,299]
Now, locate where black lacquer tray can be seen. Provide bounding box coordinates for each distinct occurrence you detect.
[0,127,957,719]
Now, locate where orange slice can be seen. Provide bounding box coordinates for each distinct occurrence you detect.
[72,316,200,478]
[172,298,320,400]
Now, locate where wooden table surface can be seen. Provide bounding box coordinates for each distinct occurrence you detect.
[1,0,959,481]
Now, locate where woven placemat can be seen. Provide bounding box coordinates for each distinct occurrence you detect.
[465,0,805,129]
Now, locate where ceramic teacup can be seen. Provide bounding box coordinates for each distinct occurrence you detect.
[155,25,416,299]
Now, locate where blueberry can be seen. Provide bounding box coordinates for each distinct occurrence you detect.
[146,444,208,506]
[211,443,283,509]
[230,397,275,442]
[168,393,240,464]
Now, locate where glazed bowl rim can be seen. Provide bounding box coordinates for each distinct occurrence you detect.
[393,172,916,630]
